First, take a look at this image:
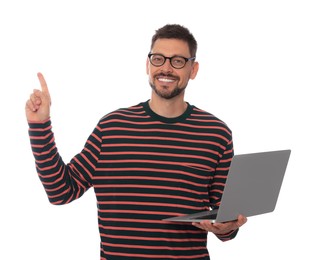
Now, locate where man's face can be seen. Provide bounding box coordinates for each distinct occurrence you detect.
[146,38,199,100]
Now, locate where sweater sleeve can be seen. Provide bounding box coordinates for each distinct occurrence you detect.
[28,118,102,205]
[208,138,239,241]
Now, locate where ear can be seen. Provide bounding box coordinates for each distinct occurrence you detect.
[190,61,199,80]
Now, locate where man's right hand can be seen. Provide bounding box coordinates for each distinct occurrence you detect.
[25,72,51,122]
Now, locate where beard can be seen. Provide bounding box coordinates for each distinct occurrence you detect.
[149,73,187,100]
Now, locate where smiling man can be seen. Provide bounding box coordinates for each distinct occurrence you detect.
[147,27,199,119]
[148,39,197,99]
[26,24,247,260]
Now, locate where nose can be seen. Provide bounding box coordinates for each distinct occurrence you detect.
[161,58,174,72]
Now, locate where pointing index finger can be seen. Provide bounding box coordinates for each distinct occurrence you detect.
[37,72,49,94]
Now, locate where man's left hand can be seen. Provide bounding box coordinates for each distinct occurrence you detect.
[192,214,247,234]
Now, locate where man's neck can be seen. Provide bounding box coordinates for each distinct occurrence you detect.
[148,94,187,118]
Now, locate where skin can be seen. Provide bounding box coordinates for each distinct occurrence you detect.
[25,39,247,234]
[146,38,199,118]
[192,215,247,235]
[25,72,51,122]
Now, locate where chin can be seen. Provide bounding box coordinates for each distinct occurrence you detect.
[150,81,185,99]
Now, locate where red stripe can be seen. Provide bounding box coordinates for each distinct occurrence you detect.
[102,135,226,149]
[28,123,51,131]
[102,250,208,259]
[97,193,207,203]
[35,151,58,164]
[102,126,230,142]
[176,122,231,135]
[102,241,206,251]
[93,175,206,188]
[97,167,213,180]
[32,144,56,156]
[31,137,54,149]
[94,184,208,195]
[187,117,226,123]
[44,182,66,192]
[100,232,206,242]
[47,187,70,199]
[29,132,53,140]
[85,139,101,153]
[111,112,147,117]
[92,130,102,142]
[104,142,221,156]
[98,201,204,210]
[98,209,179,216]
[101,150,218,164]
[99,224,204,234]
[83,147,98,161]
[36,158,61,172]
[72,156,93,179]
[40,167,64,184]
[98,159,215,172]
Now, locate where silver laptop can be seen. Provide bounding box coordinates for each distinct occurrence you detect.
[164,149,291,223]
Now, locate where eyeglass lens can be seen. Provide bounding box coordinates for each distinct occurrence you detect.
[149,54,187,69]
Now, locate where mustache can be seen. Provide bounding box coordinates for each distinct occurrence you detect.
[155,73,180,80]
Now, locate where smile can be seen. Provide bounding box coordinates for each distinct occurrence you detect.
[157,77,176,83]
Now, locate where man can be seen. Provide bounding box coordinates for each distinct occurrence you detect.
[26,24,247,260]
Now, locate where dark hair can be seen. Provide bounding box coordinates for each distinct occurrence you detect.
[150,24,197,57]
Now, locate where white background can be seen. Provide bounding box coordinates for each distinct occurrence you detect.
[1,0,311,259]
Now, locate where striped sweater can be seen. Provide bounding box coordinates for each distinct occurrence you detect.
[28,100,238,260]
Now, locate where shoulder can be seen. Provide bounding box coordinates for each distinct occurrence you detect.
[188,105,233,140]
[190,106,231,129]
[98,102,147,124]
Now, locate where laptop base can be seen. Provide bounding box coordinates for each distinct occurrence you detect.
[164,209,219,223]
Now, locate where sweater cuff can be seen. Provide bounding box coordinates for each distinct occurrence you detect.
[215,228,239,242]
[28,117,51,127]
[28,118,53,148]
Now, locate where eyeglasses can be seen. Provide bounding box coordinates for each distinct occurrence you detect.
[148,53,196,69]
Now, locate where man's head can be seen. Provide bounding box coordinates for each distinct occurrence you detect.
[146,24,199,100]
[150,24,197,58]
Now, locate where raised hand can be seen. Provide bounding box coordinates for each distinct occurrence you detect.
[25,72,51,122]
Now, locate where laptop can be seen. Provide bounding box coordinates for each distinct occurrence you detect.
[164,149,291,223]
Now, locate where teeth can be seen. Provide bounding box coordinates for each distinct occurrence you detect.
[158,78,175,82]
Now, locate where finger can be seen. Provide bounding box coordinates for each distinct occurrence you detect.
[192,222,203,229]
[236,215,248,227]
[26,99,37,112]
[192,222,198,227]
[37,72,50,95]
[31,91,42,106]
[192,221,214,232]
[32,89,41,99]
[200,220,214,229]
[192,223,208,232]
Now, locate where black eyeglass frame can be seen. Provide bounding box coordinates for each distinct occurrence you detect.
[148,53,196,69]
